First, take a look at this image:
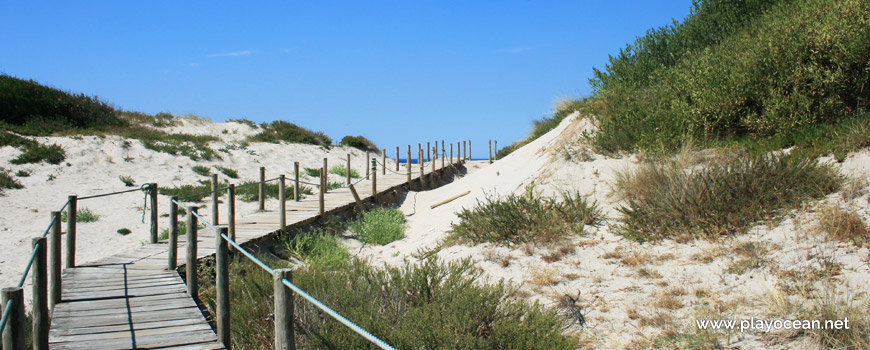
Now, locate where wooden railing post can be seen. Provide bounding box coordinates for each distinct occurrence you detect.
[382,149,386,175]
[427,142,431,162]
[216,227,231,349]
[65,195,76,268]
[186,206,199,300]
[395,146,400,171]
[371,158,377,200]
[494,140,497,161]
[457,142,460,163]
[322,158,328,193]
[169,196,179,270]
[211,174,219,225]
[150,183,159,244]
[450,143,453,164]
[441,140,445,169]
[259,167,266,211]
[31,237,48,350]
[463,140,467,160]
[319,167,325,217]
[228,185,236,244]
[469,140,472,161]
[489,140,493,164]
[294,162,300,202]
[273,268,295,350]
[406,145,412,183]
[1,287,24,350]
[49,211,61,310]
[279,174,286,229]
[346,153,351,185]
[366,153,370,180]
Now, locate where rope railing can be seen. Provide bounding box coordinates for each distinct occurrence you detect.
[175,176,282,202]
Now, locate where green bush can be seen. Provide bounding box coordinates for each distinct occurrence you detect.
[135,132,219,161]
[62,208,100,223]
[249,120,332,147]
[278,229,350,268]
[192,165,211,177]
[0,169,24,194]
[0,74,125,135]
[198,256,577,349]
[589,0,870,153]
[119,175,136,187]
[329,165,360,178]
[349,207,406,245]
[159,180,213,202]
[216,166,239,179]
[10,142,65,165]
[450,188,602,246]
[304,168,321,177]
[339,135,378,152]
[14,169,30,177]
[116,228,132,235]
[615,153,841,241]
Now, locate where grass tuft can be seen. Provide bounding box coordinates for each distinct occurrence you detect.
[329,165,360,178]
[615,153,841,241]
[62,208,100,223]
[817,205,870,247]
[0,168,24,194]
[215,166,239,179]
[339,135,378,152]
[248,120,331,147]
[192,165,211,177]
[10,142,65,165]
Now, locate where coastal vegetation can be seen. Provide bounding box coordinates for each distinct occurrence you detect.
[339,135,378,152]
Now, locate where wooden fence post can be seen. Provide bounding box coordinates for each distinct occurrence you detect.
[169,196,179,270]
[382,149,386,175]
[406,145,412,183]
[441,140,445,169]
[348,185,366,212]
[186,206,199,300]
[279,174,286,229]
[395,146,400,171]
[372,158,377,200]
[259,167,266,211]
[450,143,453,164]
[228,185,236,244]
[294,162,300,202]
[65,195,76,268]
[216,227,231,349]
[469,140,472,161]
[212,174,219,226]
[150,183,159,244]
[322,158,328,192]
[463,140,467,160]
[457,142,461,163]
[366,153,370,180]
[49,211,61,310]
[1,287,24,350]
[427,142,431,162]
[494,140,497,160]
[31,237,48,350]
[489,140,493,163]
[319,167,325,217]
[273,269,295,350]
[346,154,351,185]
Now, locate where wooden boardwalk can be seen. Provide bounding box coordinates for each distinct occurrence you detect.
[48,162,463,349]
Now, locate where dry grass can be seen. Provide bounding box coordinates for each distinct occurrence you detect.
[816,205,870,247]
[653,294,684,310]
[601,246,653,266]
[638,311,675,328]
[637,267,663,279]
[727,241,769,274]
[528,266,562,286]
[542,242,576,263]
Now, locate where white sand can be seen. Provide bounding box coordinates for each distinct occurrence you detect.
[3,114,870,348]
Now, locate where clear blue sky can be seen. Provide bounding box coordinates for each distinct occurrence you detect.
[1,1,692,158]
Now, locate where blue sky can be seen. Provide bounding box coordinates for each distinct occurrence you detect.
[1,1,692,157]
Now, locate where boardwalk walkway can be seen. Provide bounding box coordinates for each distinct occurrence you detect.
[48,162,463,349]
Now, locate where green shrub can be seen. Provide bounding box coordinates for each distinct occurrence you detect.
[616,153,841,241]
[198,256,577,349]
[159,180,213,202]
[329,165,360,178]
[326,181,343,191]
[216,166,239,179]
[62,208,100,223]
[15,169,30,177]
[10,142,65,164]
[278,229,350,268]
[0,169,24,194]
[116,228,132,235]
[119,175,135,187]
[349,207,406,245]
[0,74,125,135]
[589,0,870,153]
[192,165,211,177]
[0,131,34,148]
[339,135,378,152]
[248,120,332,147]
[304,167,321,177]
[136,132,219,161]
[450,188,602,246]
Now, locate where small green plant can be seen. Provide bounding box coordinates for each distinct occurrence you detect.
[326,181,343,191]
[450,188,602,246]
[10,142,65,165]
[0,169,24,194]
[329,165,360,178]
[191,165,211,177]
[62,208,100,223]
[339,135,378,152]
[216,166,239,179]
[14,169,30,177]
[349,207,406,245]
[616,153,842,241]
[248,120,331,147]
[158,180,213,202]
[119,175,135,187]
[46,174,56,181]
[304,167,321,177]
[117,228,132,235]
[280,230,350,268]
[158,222,201,241]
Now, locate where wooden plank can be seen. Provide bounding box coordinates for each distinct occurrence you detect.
[50,329,219,349]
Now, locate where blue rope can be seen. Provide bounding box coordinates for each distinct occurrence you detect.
[0,299,12,336]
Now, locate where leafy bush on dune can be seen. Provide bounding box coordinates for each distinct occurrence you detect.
[615,153,841,241]
[198,256,577,349]
[497,99,585,159]
[450,188,602,246]
[348,207,406,245]
[339,135,378,152]
[249,120,332,147]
